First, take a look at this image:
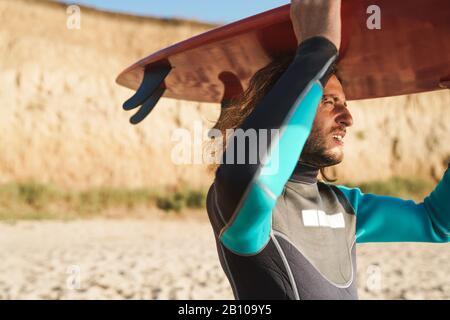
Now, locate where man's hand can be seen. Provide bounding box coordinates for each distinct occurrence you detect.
[290,0,342,50]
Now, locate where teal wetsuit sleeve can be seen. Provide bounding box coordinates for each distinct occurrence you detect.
[336,165,450,243]
[220,83,324,254]
[212,37,338,255]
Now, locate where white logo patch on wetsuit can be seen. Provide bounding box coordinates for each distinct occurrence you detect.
[301,210,345,229]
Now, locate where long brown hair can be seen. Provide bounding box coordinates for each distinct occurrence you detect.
[208,54,336,182]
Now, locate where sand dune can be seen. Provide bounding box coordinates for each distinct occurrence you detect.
[0,0,449,190]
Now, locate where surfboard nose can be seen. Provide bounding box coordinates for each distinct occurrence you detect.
[122,65,171,124]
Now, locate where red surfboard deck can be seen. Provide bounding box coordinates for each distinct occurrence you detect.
[116,0,450,109]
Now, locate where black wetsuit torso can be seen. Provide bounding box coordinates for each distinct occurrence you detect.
[207,162,359,299]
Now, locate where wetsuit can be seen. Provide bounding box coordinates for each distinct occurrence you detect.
[205,36,450,300]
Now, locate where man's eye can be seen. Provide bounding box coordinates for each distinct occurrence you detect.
[323,99,334,105]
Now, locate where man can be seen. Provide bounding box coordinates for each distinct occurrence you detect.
[206,0,449,299]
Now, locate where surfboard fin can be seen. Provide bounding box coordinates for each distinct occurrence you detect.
[122,65,171,124]
[123,65,171,111]
[219,71,244,108]
[439,78,450,89]
[129,86,166,125]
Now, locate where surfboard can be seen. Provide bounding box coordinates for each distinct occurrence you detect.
[116,0,450,124]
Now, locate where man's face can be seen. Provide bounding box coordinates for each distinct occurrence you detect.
[300,75,353,167]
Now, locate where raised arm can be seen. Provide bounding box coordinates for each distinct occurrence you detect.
[336,164,450,243]
[213,1,342,255]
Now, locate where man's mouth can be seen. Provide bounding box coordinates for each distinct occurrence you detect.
[331,130,346,145]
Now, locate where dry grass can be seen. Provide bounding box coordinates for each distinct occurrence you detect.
[340,177,434,201]
[0,177,434,220]
[0,182,206,220]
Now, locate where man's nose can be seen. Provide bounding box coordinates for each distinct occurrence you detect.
[336,106,353,127]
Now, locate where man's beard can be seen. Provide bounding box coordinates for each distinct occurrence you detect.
[299,127,343,168]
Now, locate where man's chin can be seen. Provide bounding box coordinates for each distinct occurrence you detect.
[329,149,344,163]
[321,157,343,167]
[300,151,343,168]
[318,148,344,167]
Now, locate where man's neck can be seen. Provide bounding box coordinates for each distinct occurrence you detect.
[290,161,320,184]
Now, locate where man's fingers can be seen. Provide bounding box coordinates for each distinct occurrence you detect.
[290,0,342,49]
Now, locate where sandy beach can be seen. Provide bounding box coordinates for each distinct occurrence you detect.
[0,216,448,300]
